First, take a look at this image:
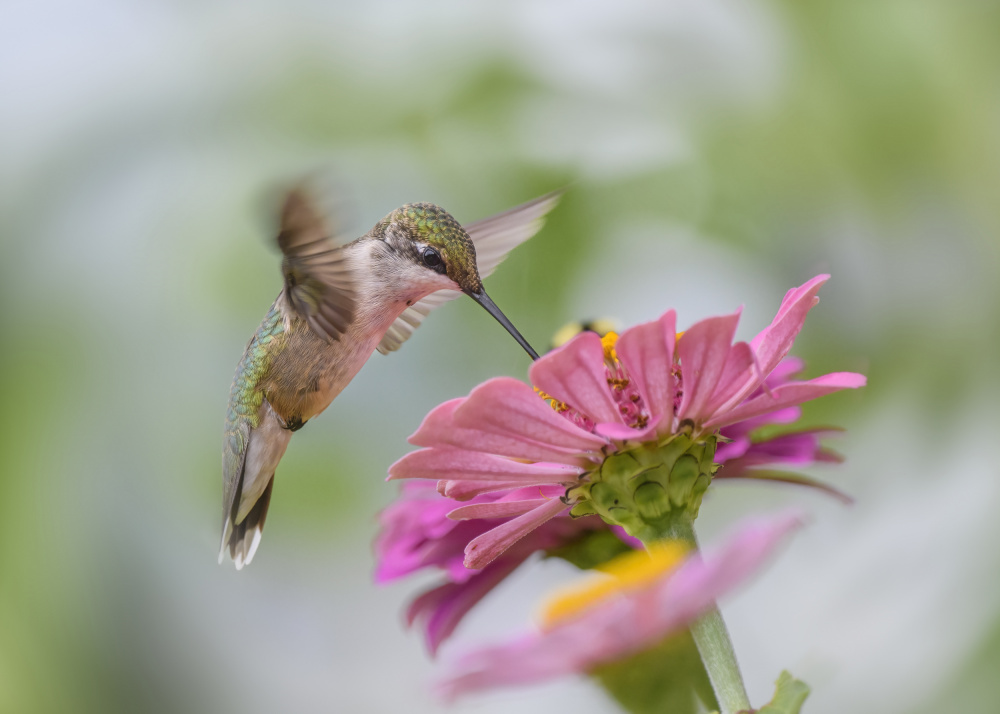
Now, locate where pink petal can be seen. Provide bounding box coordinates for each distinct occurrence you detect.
[464,497,570,569]
[676,310,742,424]
[410,386,600,466]
[453,377,607,455]
[615,310,677,437]
[438,511,804,699]
[704,372,867,429]
[766,356,805,386]
[438,479,552,501]
[730,429,843,468]
[448,499,552,521]
[651,511,805,625]
[408,555,527,656]
[703,341,758,418]
[721,405,801,440]
[593,415,662,442]
[715,435,752,462]
[529,332,625,425]
[389,448,583,483]
[751,275,828,379]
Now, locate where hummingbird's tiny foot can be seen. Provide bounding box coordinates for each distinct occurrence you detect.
[280,415,306,432]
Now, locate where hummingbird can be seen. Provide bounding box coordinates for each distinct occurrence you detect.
[220,185,560,568]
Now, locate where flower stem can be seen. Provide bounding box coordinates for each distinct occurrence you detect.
[638,512,752,714]
[689,608,751,714]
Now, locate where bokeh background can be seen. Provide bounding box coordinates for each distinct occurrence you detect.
[3,1,999,712]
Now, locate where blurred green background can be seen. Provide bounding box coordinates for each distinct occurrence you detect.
[2,1,999,712]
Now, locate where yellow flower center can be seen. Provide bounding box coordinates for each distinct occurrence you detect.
[537,541,688,629]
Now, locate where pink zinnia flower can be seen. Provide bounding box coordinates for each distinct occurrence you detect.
[389,275,864,571]
[437,512,803,700]
[376,391,835,654]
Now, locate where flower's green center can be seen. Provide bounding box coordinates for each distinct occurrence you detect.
[538,541,689,629]
[567,433,718,542]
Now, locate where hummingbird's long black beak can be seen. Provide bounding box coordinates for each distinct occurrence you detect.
[467,290,540,361]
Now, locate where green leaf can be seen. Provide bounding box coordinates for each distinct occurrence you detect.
[590,632,720,714]
[754,671,810,714]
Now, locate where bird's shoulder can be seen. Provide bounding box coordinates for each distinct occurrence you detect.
[227,299,291,429]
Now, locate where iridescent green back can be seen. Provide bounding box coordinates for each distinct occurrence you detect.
[222,302,287,516]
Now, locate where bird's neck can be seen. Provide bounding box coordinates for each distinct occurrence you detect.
[348,240,441,333]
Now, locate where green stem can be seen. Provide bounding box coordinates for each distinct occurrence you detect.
[689,609,751,714]
[639,512,753,714]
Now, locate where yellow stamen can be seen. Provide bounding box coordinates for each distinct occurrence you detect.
[534,386,570,413]
[675,331,685,343]
[537,541,688,628]
[601,331,619,363]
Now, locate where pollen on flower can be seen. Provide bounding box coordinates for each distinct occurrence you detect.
[599,338,651,431]
[537,541,688,629]
[533,386,570,413]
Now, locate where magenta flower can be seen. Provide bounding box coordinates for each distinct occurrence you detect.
[389,275,864,571]
[375,480,604,654]
[437,511,804,700]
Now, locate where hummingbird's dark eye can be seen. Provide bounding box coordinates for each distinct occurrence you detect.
[421,247,446,273]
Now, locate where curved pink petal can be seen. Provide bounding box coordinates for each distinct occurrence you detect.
[410,388,598,466]
[751,275,828,378]
[593,415,662,442]
[464,497,570,569]
[715,435,752,462]
[408,555,528,656]
[439,479,553,501]
[439,511,804,700]
[448,499,553,521]
[704,372,867,429]
[731,429,843,468]
[529,331,624,425]
[703,341,758,418]
[677,310,742,424]
[453,377,607,453]
[767,356,804,385]
[722,405,801,440]
[615,310,677,437]
[652,511,804,624]
[389,448,583,483]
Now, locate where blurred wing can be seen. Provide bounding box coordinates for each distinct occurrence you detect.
[278,188,357,342]
[465,189,563,278]
[376,191,562,355]
[376,290,459,354]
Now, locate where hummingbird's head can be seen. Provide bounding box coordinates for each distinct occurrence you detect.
[377,202,539,360]
[385,203,484,295]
